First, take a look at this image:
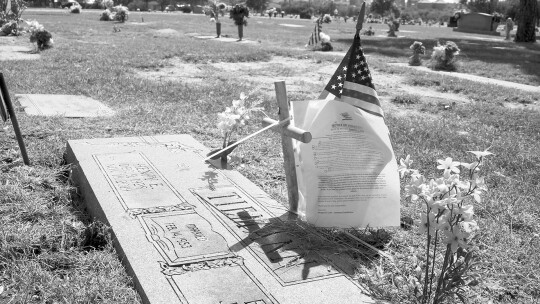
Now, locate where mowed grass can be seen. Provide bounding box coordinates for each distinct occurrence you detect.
[0,8,539,303]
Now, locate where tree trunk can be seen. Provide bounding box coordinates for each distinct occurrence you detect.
[515,0,538,42]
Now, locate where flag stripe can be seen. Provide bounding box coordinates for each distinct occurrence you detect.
[342,81,378,98]
[307,22,321,46]
[340,95,384,117]
[342,88,380,107]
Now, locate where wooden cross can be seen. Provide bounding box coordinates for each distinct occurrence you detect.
[0,73,30,165]
[262,81,312,213]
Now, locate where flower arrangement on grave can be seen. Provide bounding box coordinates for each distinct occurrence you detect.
[205,1,226,37]
[362,26,375,36]
[0,20,18,36]
[114,5,129,22]
[27,20,54,51]
[319,32,333,52]
[229,4,249,41]
[399,149,491,303]
[100,9,112,21]
[99,0,128,22]
[70,2,82,13]
[429,41,460,71]
[408,41,425,66]
[305,14,332,48]
[320,14,332,24]
[207,92,264,161]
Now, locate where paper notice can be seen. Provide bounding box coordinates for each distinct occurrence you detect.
[292,99,400,228]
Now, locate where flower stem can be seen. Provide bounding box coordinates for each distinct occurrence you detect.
[422,204,431,304]
[222,132,228,148]
[428,230,439,300]
[434,244,452,303]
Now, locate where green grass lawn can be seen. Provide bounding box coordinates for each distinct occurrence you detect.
[0,8,539,303]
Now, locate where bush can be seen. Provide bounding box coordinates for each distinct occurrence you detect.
[178,5,192,13]
[100,9,111,21]
[282,1,311,16]
[88,0,103,9]
[127,0,148,11]
[114,5,129,22]
[70,4,82,13]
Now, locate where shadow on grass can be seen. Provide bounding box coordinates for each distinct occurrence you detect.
[334,35,540,83]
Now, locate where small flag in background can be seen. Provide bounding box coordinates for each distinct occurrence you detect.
[307,19,322,46]
[319,33,384,118]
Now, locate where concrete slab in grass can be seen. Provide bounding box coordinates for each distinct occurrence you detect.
[0,45,40,61]
[66,134,375,304]
[16,94,115,117]
[388,63,540,94]
[191,35,259,44]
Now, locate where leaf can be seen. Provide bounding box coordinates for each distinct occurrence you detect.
[456,292,467,304]
[467,150,493,159]
[0,285,4,295]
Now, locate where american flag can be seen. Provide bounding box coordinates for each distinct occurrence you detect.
[307,19,322,46]
[319,33,384,118]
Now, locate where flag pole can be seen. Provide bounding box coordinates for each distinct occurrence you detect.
[356,2,366,36]
[0,73,30,166]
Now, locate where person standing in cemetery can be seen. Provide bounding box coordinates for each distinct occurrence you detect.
[505,17,514,40]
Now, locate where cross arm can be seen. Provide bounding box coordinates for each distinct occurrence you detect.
[262,117,312,144]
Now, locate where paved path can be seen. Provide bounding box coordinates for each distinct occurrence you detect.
[389,63,540,94]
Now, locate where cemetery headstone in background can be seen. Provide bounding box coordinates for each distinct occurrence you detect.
[16,94,115,117]
[66,135,375,304]
[453,13,501,36]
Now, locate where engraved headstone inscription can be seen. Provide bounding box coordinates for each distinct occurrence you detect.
[66,134,374,304]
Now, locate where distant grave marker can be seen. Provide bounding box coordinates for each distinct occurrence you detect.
[279,24,304,28]
[0,45,40,61]
[66,135,374,304]
[453,13,501,36]
[189,33,259,44]
[17,94,115,117]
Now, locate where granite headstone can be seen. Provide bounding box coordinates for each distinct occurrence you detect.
[66,135,375,304]
[453,13,500,36]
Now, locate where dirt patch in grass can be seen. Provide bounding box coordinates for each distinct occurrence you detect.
[136,56,333,99]
[135,55,483,117]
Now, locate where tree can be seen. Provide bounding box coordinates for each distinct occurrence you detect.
[515,0,538,42]
[370,0,400,17]
[246,0,269,13]
[467,0,494,13]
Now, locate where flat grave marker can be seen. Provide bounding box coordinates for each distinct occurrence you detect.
[0,45,40,61]
[17,94,115,117]
[388,63,540,94]
[188,33,259,44]
[66,134,375,304]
